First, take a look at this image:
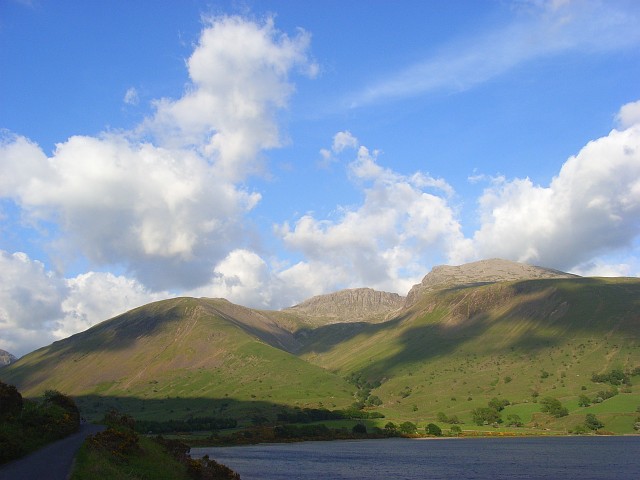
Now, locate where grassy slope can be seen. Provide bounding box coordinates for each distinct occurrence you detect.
[2,277,638,434]
[299,278,640,433]
[1,297,355,420]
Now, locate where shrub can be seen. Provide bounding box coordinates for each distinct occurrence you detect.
[399,421,417,434]
[425,423,442,436]
[540,397,568,418]
[352,423,367,434]
[472,407,501,425]
[0,382,23,420]
[584,414,604,431]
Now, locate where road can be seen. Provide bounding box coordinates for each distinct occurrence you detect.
[0,423,105,480]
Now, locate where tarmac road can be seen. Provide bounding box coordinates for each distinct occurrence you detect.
[0,423,105,480]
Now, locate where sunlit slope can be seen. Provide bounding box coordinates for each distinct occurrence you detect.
[1,297,354,410]
[299,277,640,430]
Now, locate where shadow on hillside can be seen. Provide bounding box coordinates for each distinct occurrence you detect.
[72,394,348,425]
[358,278,640,377]
[294,315,408,355]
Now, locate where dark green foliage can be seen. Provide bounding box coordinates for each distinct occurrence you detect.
[274,423,331,439]
[584,414,604,431]
[383,422,398,436]
[450,425,462,436]
[0,386,80,464]
[472,407,501,425]
[0,382,23,419]
[399,421,417,434]
[135,417,237,434]
[540,397,569,418]
[488,397,510,412]
[155,437,240,479]
[425,423,442,436]
[591,368,630,386]
[578,394,591,407]
[352,423,367,434]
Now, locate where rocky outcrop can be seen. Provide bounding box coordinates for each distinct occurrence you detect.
[0,349,17,367]
[285,287,405,322]
[405,258,578,307]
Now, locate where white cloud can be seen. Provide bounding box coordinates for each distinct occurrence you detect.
[277,143,465,294]
[0,132,260,289]
[465,110,640,270]
[123,87,139,106]
[0,251,67,355]
[332,131,358,153]
[0,15,313,291]
[0,250,166,356]
[616,100,640,129]
[59,271,167,339]
[145,15,315,182]
[350,1,640,106]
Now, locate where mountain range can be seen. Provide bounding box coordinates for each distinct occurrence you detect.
[1,259,638,433]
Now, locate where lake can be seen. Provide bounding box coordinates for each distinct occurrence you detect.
[191,436,640,479]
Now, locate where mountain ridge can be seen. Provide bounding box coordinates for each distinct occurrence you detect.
[2,259,638,433]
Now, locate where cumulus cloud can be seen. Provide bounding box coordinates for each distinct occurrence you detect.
[0,251,67,354]
[278,140,465,294]
[464,102,640,270]
[0,132,260,289]
[146,15,315,181]
[0,15,313,291]
[0,250,165,356]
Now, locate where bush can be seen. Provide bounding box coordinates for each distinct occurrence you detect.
[352,423,367,434]
[0,382,23,420]
[425,423,442,436]
[540,397,568,418]
[584,414,604,431]
[399,421,417,434]
[87,428,141,461]
[472,407,501,425]
[450,425,462,436]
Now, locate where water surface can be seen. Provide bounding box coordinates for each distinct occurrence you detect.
[191,436,640,479]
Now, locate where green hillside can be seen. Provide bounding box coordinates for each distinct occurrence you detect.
[299,277,640,433]
[2,262,639,434]
[1,297,355,420]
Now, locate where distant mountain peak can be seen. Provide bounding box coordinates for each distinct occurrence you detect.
[284,287,405,322]
[405,258,577,306]
[0,349,17,367]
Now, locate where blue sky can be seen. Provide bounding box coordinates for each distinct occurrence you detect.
[1,0,640,355]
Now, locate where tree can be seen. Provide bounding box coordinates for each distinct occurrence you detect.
[472,407,501,426]
[399,421,417,434]
[383,422,398,436]
[352,423,367,434]
[450,425,462,436]
[578,394,591,407]
[425,423,442,436]
[0,382,23,419]
[540,397,568,418]
[437,412,448,423]
[488,397,510,412]
[584,414,604,431]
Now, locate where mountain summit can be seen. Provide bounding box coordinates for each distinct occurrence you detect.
[285,287,404,322]
[0,349,17,367]
[405,258,578,306]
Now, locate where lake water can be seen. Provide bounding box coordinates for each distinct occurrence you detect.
[191,436,640,479]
